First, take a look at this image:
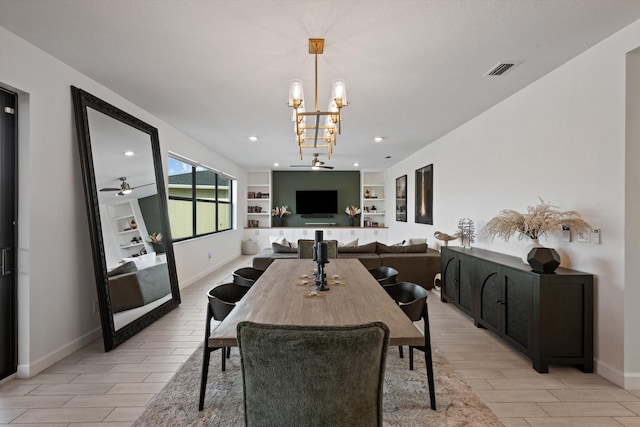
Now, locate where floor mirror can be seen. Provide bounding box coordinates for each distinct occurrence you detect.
[71,86,180,351]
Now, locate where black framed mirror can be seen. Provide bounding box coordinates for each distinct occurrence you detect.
[71,86,180,351]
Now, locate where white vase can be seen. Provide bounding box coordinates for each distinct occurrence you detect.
[521,238,543,264]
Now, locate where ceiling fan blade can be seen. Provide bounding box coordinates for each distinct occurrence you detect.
[131,182,155,190]
[100,187,121,191]
[321,165,334,169]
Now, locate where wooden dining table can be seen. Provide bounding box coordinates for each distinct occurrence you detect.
[209,258,424,348]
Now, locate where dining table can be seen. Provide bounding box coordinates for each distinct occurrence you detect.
[209,258,424,348]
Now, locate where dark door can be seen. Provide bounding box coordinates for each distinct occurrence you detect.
[502,267,533,355]
[0,88,18,380]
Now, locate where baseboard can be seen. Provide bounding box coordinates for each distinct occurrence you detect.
[17,327,102,378]
[596,357,625,388]
[624,371,640,389]
[179,252,240,288]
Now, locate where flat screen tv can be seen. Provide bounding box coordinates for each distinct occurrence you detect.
[296,190,338,215]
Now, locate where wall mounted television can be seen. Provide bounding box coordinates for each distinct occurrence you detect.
[296,190,338,215]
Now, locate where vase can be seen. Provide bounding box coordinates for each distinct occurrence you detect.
[527,247,561,273]
[521,238,543,264]
[348,217,355,227]
[274,217,284,227]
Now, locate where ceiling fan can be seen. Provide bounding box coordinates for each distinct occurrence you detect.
[290,153,334,170]
[100,177,154,196]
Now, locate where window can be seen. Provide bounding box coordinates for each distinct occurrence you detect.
[168,156,234,240]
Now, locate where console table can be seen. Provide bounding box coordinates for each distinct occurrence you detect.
[440,246,593,373]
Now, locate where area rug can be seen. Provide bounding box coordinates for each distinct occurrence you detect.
[133,345,502,427]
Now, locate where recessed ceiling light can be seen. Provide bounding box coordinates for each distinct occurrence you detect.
[385,156,391,159]
[374,137,383,143]
[248,136,258,142]
[124,151,134,156]
[274,162,279,167]
[353,162,359,167]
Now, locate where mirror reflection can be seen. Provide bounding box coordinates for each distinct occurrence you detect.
[87,107,172,331]
[72,86,180,351]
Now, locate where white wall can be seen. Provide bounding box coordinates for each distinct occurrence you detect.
[387,19,640,388]
[0,26,244,377]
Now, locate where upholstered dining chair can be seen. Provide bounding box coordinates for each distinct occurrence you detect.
[297,239,338,259]
[368,265,399,286]
[384,281,436,410]
[237,321,390,427]
[232,267,264,287]
[198,283,250,411]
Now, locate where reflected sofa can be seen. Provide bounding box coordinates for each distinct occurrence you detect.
[107,261,170,312]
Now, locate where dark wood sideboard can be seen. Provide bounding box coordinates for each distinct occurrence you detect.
[440,246,593,373]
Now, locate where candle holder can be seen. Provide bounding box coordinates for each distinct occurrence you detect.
[314,241,330,291]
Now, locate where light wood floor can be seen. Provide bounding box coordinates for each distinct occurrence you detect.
[1,255,639,426]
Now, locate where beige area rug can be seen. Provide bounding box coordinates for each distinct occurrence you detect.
[134,343,502,427]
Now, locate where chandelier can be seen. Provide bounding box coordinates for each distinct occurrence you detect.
[288,38,348,160]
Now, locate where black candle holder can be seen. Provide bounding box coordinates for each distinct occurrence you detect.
[314,241,330,291]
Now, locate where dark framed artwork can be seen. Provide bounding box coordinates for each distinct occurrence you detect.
[415,164,433,225]
[395,175,407,222]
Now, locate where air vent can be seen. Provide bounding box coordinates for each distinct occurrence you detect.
[485,62,519,76]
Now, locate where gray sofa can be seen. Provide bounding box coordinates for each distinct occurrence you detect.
[107,261,171,312]
[252,241,441,290]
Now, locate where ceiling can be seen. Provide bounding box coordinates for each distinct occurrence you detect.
[3,1,640,172]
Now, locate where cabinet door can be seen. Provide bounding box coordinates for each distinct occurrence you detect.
[477,263,501,333]
[441,253,459,304]
[502,268,534,354]
[458,257,473,314]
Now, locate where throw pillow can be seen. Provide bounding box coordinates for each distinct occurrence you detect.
[376,242,428,253]
[272,242,297,253]
[107,261,137,277]
[338,238,359,247]
[409,238,427,245]
[338,241,377,253]
[269,236,289,247]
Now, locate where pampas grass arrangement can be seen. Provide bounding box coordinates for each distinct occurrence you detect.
[483,198,590,241]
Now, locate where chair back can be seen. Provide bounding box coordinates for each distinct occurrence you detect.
[237,321,389,427]
[297,239,338,259]
[232,267,263,287]
[384,281,427,322]
[207,283,249,321]
[368,266,399,286]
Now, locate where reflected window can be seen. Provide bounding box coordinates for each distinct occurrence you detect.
[168,157,234,240]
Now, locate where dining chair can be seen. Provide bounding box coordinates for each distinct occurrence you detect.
[198,283,250,411]
[232,267,264,287]
[237,321,389,427]
[297,239,338,259]
[384,281,436,410]
[368,265,399,286]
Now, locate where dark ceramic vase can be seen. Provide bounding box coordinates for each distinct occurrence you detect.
[348,217,355,227]
[527,247,560,273]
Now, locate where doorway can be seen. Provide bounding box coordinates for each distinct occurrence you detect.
[0,87,18,381]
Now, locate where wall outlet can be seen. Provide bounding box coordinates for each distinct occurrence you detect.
[577,230,591,243]
[592,228,601,244]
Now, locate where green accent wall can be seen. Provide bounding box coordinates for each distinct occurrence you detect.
[138,194,163,237]
[272,171,360,227]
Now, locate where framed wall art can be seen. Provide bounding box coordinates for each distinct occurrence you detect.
[395,175,407,222]
[415,164,433,225]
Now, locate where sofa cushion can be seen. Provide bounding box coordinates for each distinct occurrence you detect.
[409,238,427,245]
[338,238,359,247]
[272,242,297,253]
[338,241,377,254]
[108,261,137,277]
[337,253,382,270]
[376,242,428,254]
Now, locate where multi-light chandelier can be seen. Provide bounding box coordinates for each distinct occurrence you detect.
[288,38,348,160]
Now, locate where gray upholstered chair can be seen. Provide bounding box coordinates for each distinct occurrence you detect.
[368,266,399,286]
[198,283,250,411]
[232,267,264,287]
[237,321,389,427]
[384,281,436,410]
[297,239,338,259]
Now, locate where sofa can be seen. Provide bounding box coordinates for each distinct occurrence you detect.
[107,260,171,313]
[252,241,441,290]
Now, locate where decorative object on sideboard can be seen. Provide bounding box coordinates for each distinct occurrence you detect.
[457,218,476,249]
[271,205,291,227]
[433,231,461,247]
[482,198,591,270]
[345,205,361,227]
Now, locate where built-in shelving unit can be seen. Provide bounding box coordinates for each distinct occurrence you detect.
[106,202,150,258]
[361,171,385,227]
[246,171,271,229]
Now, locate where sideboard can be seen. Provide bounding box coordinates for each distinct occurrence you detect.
[440,246,593,373]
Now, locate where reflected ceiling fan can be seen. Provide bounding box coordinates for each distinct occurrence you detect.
[100,177,154,196]
[290,153,334,170]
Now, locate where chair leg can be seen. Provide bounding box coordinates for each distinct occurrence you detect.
[423,314,436,410]
[221,347,226,372]
[398,345,404,359]
[409,346,414,370]
[199,346,211,411]
[226,347,231,358]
